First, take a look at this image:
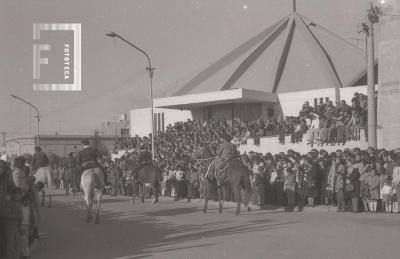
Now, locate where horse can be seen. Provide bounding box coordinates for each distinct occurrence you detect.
[63,167,75,196]
[33,166,54,208]
[127,160,163,204]
[193,146,252,215]
[81,166,104,224]
[72,169,82,195]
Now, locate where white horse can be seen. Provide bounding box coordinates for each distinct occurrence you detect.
[81,167,104,224]
[34,166,54,208]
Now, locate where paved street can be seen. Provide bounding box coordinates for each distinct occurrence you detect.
[33,191,400,259]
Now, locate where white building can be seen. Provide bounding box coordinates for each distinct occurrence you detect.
[129,6,377,153]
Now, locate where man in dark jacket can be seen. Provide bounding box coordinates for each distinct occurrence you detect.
[77,139,106,187]
[211,135,240,185]
[31,146,49,174]
[77,139,100,170]
[347,158,361,213]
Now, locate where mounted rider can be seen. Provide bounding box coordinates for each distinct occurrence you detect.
[77,139,101,171]
[77,139,107,188]
[138,145,153,165]
[31,146,50,176]
[133,145,153,176]
[212,134,240,184]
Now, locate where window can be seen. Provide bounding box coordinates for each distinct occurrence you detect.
[120,129,129,136]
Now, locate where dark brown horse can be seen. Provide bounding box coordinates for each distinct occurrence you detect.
[193,146,252,215]
[63,167,75,196]
[127,160,163,204]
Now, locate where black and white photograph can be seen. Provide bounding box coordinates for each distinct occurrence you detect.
[1,0,400,258]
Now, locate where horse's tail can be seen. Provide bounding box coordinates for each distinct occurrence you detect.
[89,187,94,207]
[81,171,95,208]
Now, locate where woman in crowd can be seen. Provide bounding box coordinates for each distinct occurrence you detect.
[306,158,318,207]
[368,165,381,213]
[346,157,361,213]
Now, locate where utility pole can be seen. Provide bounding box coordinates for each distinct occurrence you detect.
[361,4,380,148]
[106,31,156,161]
[29,107,32,135]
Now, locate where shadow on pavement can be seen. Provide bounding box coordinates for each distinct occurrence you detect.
[34,198,300,259]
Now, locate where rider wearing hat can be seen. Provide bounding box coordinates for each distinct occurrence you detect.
[31,146,50,175]
[137,144,152,165]
[77,139,108,185]
[77,139,101,171]
[213,134,239,181]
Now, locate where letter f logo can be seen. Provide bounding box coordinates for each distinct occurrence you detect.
[33,24,51,79]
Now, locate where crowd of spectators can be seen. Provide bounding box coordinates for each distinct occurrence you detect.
[112,139,400,214]
[114,93,369,152]
[108,93,400,214]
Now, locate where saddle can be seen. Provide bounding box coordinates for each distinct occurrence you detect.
[206,158,235,186]
[82,161,98,171]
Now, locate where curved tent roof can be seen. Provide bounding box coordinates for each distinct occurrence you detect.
[174,3,366,96]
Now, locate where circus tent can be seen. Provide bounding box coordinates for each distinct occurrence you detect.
[152,1,368,121]
[172,4,366,97]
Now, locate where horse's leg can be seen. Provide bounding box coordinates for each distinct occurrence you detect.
[83,189,91,222]
[47,169,53,208]
[41,190,45,207]
[66,181,69,196]
[241,177,252,213]
[244,187,252,212]
[141,185,145,203]
[95,191,102,224]
[152,184,159,204]
[88,190,94,222]
[131,182,136,205]
[48,191,52,208]
[203,181,210,213]
[234,185,241,216]
[218,187,223,214]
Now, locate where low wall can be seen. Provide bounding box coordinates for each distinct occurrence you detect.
[238,129,373,155]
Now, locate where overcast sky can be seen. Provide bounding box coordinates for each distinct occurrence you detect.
[0,0,372,143]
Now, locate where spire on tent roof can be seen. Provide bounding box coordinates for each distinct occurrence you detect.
[292,0,297,13]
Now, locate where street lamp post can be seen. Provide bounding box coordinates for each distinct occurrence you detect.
[106,31,155,161]
[11,94,41,146]
[360,4,381,149]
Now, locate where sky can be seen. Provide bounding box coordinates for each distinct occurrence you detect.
[0,0,372,143]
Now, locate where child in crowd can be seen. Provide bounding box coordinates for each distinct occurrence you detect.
[381,179,392,213]
[325,185,334,207]
[390,187,398,213]
[368,168,380,213]
[335,170,346,212]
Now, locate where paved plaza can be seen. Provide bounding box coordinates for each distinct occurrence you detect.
[32,191,400,259]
